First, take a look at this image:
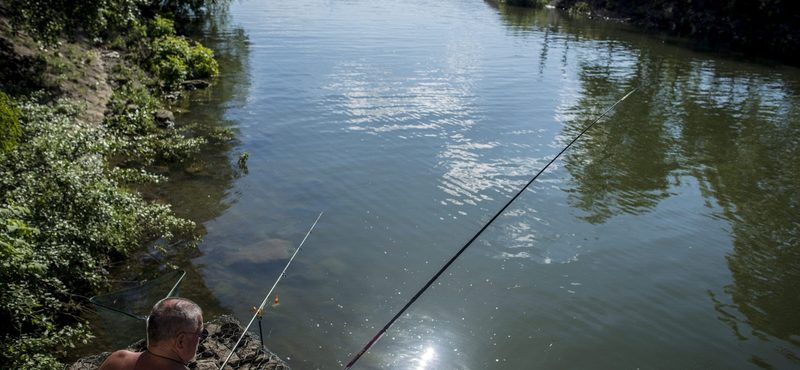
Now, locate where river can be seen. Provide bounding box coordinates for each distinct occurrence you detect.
[121,0,800,369]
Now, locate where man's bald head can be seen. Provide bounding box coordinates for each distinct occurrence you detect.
[146,297,203,345]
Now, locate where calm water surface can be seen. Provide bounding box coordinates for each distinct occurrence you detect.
[136,0,799,369]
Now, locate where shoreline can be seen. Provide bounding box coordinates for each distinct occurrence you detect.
[550,0,800,66]
[1,6,226,368]
[488,0,799,67]
[67,315,291,370]
[4,1,796,368]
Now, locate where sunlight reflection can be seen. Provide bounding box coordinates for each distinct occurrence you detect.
[326,61,474,135]
[416,346,436,370]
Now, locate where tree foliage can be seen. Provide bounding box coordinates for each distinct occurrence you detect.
[0,2,224,368]
[0,95,197,370]
[149,32,218,89]
[104,65,209,164]
[2,0,141,46]
[555,0,800,60]
[2,0,228,46]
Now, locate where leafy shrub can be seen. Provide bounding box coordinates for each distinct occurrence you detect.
[188,42,219,78]
[105,76,161,135]
[104,71,207,165]
[0,92,21,153]
[2,2,224,368]
[0,205,91,370]
[4,0,222,46]
[149,35,219,89]
[569,1,590,14]
[0,96,197,369]
[3,0,141,46]
[149,16,177,39]
[159,54,190,89]
[152,35,192,62]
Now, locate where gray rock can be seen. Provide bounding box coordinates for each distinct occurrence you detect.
[67,315,290,370]
[155,109,175,128]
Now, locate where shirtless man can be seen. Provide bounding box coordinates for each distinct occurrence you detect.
[98,297,206,370]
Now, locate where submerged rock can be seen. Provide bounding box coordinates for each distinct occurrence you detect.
[222,239,295,268]
[182,79,212,90]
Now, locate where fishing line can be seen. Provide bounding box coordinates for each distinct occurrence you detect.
[542,340,554,367]
[219,211,323,370]
[342,88,638,370]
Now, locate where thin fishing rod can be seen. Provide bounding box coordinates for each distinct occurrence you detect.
[342,88,638,370]
[219,212,323,370]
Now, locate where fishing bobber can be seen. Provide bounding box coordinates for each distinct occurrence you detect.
[275,294,279,305]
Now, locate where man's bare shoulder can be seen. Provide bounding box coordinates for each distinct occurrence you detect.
[97,350,141,370]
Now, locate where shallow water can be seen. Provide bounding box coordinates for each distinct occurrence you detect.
[111,1,800,369]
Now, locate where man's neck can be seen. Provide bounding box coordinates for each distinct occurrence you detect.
[145,348,186,368]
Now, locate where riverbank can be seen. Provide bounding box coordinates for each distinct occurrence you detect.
[68,316,290,370]
[0,4,228,368]
[550,0,800,65]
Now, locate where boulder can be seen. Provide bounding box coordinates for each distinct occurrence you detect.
[155,109,175,128]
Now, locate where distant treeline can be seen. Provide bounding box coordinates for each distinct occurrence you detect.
[553,0,800,62]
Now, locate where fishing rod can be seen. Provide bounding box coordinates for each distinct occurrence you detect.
[342,88,638,370]
[219,211,323,370]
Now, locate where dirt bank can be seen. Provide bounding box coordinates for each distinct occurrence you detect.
[0,18,118,124]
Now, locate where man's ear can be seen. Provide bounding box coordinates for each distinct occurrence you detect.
[175,333,187,349]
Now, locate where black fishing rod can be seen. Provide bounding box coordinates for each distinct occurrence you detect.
[342,88,638,370]
[219,212,323,370]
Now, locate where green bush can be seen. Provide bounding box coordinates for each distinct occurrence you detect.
[4,0,225,47]
[3,0,141,46]
[0,205,91,370]
[159,54,190,89]
[105,76,161,135]
[189,42,219,78]
[152,35,192,62]
[569,1,590,14]
[2,2,224,368]
[149,16,177,39]
[0,96,197,369]
[104,71,207,165]
[0,93,22,153]
[149,35,219,89]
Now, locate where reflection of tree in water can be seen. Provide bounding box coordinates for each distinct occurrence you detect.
[564,48,800,365]
[560,50,679,224]
[483,2,800,367]
[504,5,800,363]
[684,70,800,365]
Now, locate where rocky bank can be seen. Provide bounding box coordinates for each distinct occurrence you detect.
[68,316,290,370]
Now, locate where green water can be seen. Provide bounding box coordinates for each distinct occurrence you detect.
[86,1,800,369]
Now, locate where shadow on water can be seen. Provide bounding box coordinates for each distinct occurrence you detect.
[493,4,800,368]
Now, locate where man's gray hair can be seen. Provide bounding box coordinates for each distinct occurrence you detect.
[146,297,203,345]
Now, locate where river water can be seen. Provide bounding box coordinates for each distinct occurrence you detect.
[131,1,800,369]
